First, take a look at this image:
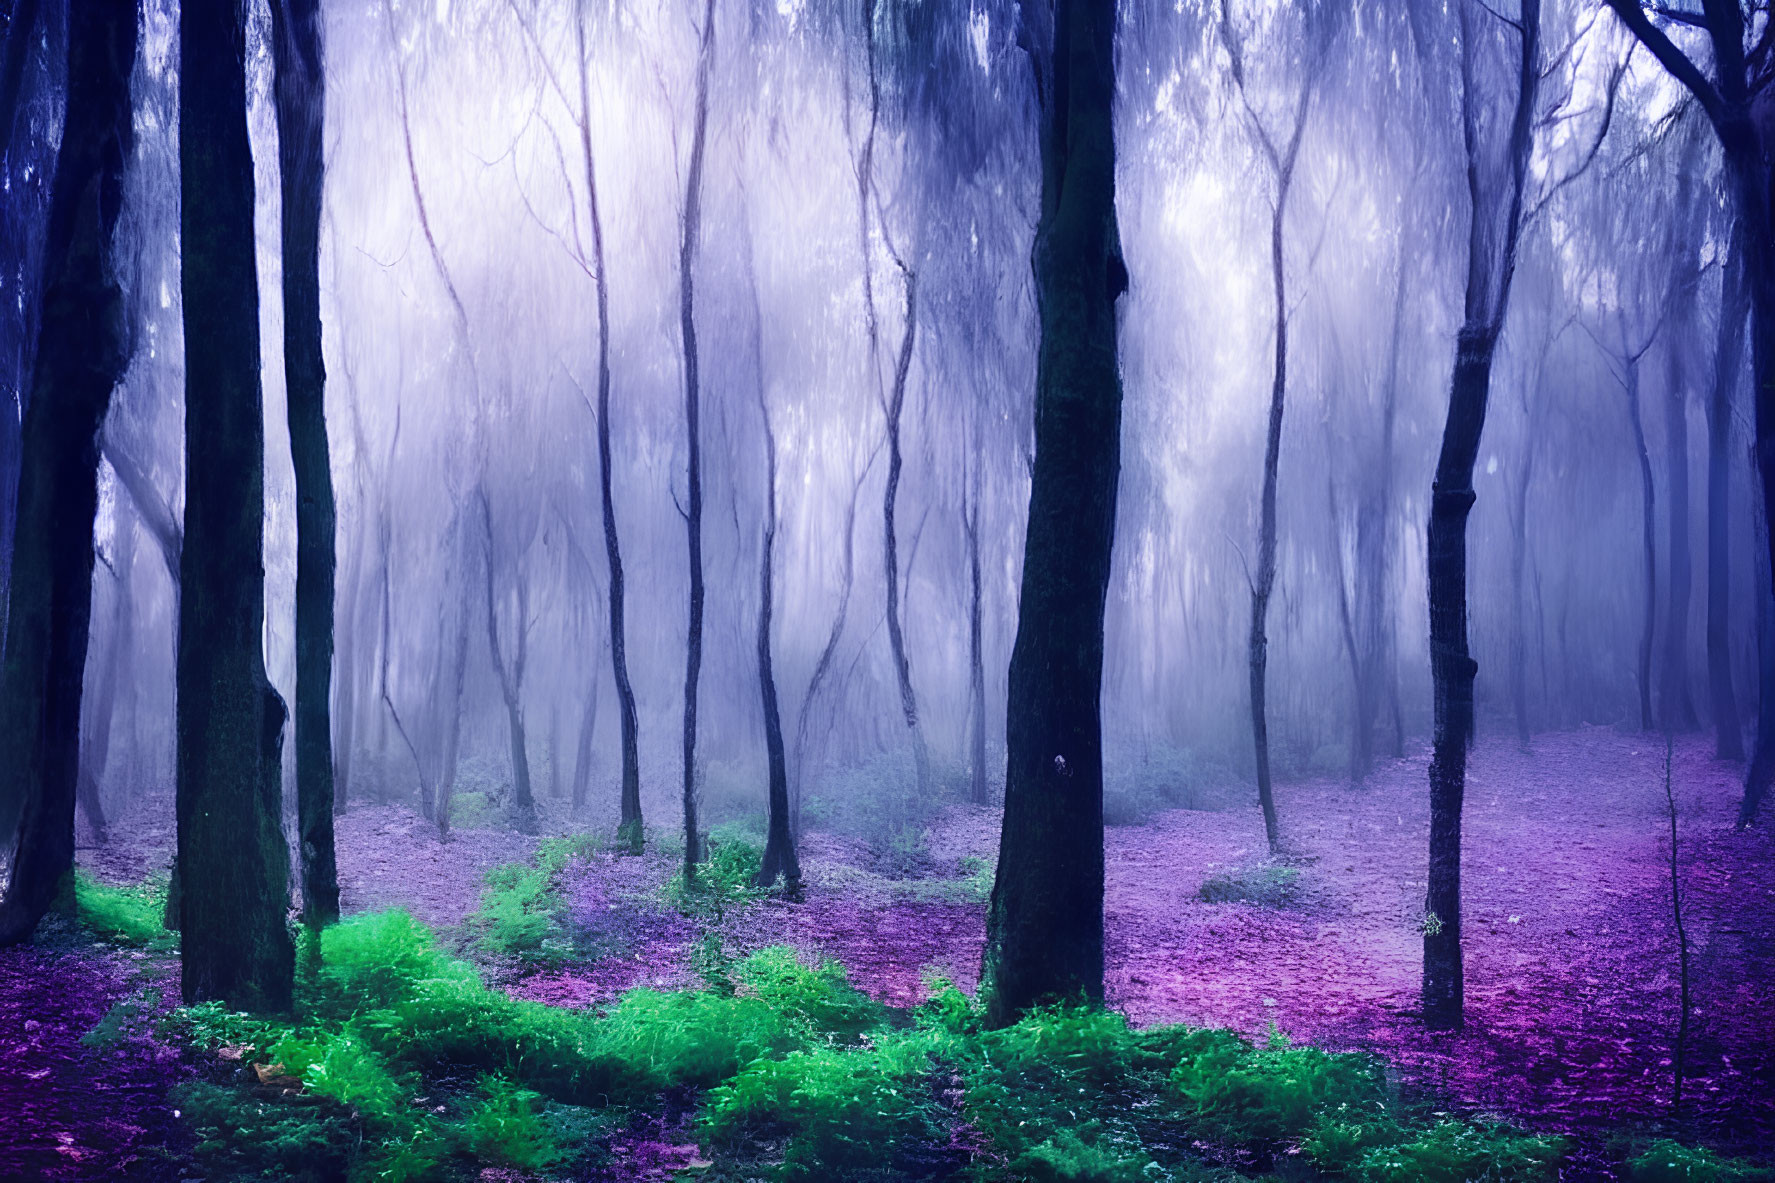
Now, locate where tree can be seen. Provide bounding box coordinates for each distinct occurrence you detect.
[747,233,799,893]
[1420,0,1539,1031]
[1597,2,1774,825]
[272,0,339,927]
[981,0,1126,1028]
[678,0,717,882]
[1707,222,1749,761]
[1219,0,1323,854]
[478,483,539,833]
[0,0,136,945]
[177,0,295,1009]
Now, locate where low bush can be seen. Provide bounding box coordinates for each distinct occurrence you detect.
[469,834,601,964]
[460,1075,564,1172]
[1352,1120,1566,1183]
[1629,1140,1773,1183]
[1169,1026,1379,1145]
[664,826,766,919]
[1196,865,1301,907]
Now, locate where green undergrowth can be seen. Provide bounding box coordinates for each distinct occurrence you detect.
[467,833,602,965]
[161,908,1766,1183]
[663,824,769,918]
[73,870,173,948]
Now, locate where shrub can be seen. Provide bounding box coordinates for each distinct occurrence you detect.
[700,1040,944,1180]
[1302,1104,1407,1176]
[270,1027,415,1132]
[174,1080,356,1183]
[733,946,884,1045]
[664,828,766,918]
[1196,865,1300,907]
[1102,745,1233,827]
[460,1075,564,1172]
[1354,1121,1565,1183]
[74,871,171,948]
[1168,1028,1380,1145]
[470,834,601,964]
[1629,1140,1773,1183]
[1010,1126,1160,1183]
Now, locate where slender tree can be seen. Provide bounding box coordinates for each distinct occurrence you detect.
[178,0,295,1009]
[1659,124,1706,732]
[271,0,338,927]
[981,0,1126,1028]
[1421,0,1539,1030]
[678,0,717,881]
[1220,0,1318,855]
[1707,224,1748,761]
[0,0,136,945]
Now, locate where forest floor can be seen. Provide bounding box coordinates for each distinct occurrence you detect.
[2,725,1770,1179]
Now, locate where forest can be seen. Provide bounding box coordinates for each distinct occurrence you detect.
[0,0,1772,1178]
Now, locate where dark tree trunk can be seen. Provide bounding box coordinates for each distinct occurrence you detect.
[176,0,294,1010]
[1708,227,1748,761]
[0,0,134,946]
[981,0,1125,1028]
[435,536,472,840]
[272,0,337,928]
[1661,363,1699,731]
[1627,355,1657,731]
[1422,0,1538,1032]
[753,386,798,892]
[678,0,716,881]
[573,8,642,853]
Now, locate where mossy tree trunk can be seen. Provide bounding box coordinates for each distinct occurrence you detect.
[177,0,294,1011]
[981,0,1126,1029]
[0,0,135,945]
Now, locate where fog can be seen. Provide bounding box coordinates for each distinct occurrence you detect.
[5,0,1757,836]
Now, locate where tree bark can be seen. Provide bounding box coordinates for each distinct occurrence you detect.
[1422,0,1538,1032]
[678,0,716,881]
[1708,225,1748,761]
[0,0,134,946]
[753,370,798,892]
[272,0,338,928]
[478,488,536,832]
[981,0,1125,1028]
[177,0,295,1010]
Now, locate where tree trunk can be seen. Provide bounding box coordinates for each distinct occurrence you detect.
[272,0,337,927]
[79,510,138,846]
[435,538,472,840]
[1708,226,1748,761]
[1509,439,1534,749]
[981,0,1124,1028]
[479,490,535,832]
[1422,0,1538,1032]
[573,8,642,853]
[1627,354,1657,732]
[1661,357,1699,730]
[753,390,798,892]
[176,0,294,1010]
[0,0,134,945]
[882,265,931,797]
[678,0,716,881]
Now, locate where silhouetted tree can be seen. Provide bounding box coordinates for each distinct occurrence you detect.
[1421,0,1539,1031]
[1708,223,1748,761]
[177,0,295,1009]
[0,0,135,945]
[272,0,339,927]
[982,0,1126,1028]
